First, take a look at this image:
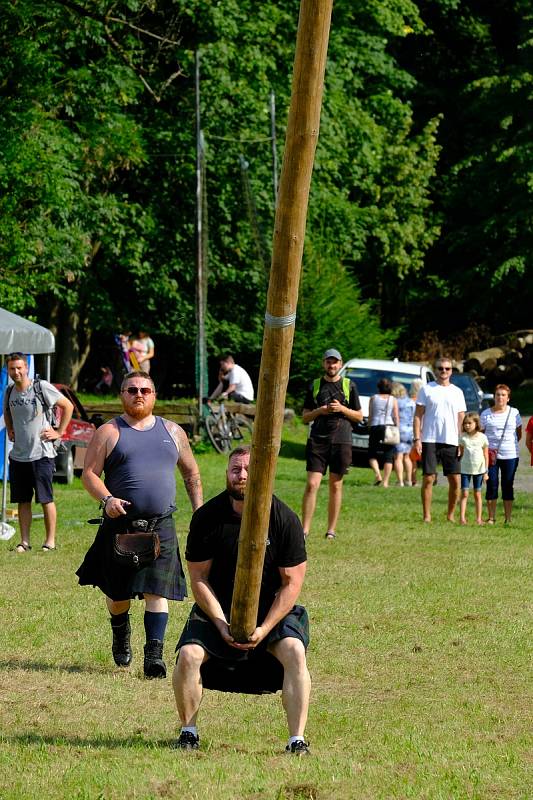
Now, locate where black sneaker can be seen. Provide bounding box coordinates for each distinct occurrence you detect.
[176,731,200,750]
[285,740,310,755]
[143,639,166,679]
[111,617,132,667]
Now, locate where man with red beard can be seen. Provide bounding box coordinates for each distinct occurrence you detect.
[77,371,203,679]
[173,446,310,754]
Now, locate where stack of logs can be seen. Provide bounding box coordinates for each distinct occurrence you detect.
[463,330,533,390]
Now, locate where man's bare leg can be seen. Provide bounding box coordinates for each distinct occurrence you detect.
[447,474,460,522]
[327,473,343,535]
[270,638,311,738]
[17,501,32,548]
[301,472,322,535]
[421,474,435,522]
[173,644,208,727]
[42,501,57,549]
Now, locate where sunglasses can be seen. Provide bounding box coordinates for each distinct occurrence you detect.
[437,367,451,372]
[123,386,153,395]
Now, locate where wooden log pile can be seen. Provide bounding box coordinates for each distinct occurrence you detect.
[464,330,533,389]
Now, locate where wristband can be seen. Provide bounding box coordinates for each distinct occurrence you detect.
[99,495,113,510]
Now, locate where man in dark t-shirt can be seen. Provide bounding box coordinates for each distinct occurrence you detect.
[301,348,362,540]
[172,447,311,755]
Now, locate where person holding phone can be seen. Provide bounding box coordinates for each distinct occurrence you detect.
[77,371,203,678]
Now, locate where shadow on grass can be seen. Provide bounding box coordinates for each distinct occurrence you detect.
[0,658,107,675]
[279,440,306,461]
[5,732,179,750]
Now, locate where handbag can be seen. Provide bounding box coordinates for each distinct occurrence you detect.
[113,531,161,568]
[381,395,400,445]
[487,408,512,468]
[383,425,400,445]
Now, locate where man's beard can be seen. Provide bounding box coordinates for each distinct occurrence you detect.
[226,478,246,501]
[126,404,154,420]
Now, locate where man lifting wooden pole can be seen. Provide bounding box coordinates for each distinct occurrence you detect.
[230,0,333,641]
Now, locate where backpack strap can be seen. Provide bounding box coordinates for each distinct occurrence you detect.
[313,377,351,405]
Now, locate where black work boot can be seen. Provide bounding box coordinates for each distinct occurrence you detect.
[111,615,132,667]
[143,638,166,679]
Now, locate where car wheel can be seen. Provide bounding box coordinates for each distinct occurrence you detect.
[56,447,75,484]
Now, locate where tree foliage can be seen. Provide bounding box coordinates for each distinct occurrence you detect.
[2,0,527,392]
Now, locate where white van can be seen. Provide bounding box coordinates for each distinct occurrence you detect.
[339,358,435,461]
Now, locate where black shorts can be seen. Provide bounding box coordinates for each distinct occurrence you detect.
[176,603,309,662]
[368,426,396,463]
[422,443,461,476]
[9,457,55,504]
[305,438,352,476]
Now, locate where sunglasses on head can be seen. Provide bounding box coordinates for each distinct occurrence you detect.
[7,352,24,359]
[123,386,153,395]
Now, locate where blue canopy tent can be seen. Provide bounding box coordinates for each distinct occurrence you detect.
[0,308,55,534]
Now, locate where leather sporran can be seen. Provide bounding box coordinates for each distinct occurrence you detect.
[113,531,161,568]
[383,425,400,445]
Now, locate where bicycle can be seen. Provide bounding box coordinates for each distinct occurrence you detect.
[203,400,254,454]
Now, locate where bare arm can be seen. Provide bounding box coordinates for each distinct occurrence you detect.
[41,395,74,442]
[457,411,465,439]
[393,398,400,427]
[209,380,224,401]
[164,420,203,510]
[81,421,129,518]
[245,562,307,648]
[188,559,234,642]
[516,424,522,443]
[302,405,328,424]
[413,404,425,454]
[327,398,363,423]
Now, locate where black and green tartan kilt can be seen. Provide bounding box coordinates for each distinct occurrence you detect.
[175,603,310,662]
[76,515,187,601]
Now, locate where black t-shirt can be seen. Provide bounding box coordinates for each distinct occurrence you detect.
[186,491,307,622]
[303,378,361,444]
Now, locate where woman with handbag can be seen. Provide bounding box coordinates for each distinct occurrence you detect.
[479,384,522,525]
[368,378,399,487]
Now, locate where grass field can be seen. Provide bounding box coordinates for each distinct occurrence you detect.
[0,421,531,799]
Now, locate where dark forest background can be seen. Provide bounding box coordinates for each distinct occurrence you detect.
[1,0,531,396]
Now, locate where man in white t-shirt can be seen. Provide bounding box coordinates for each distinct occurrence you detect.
[209,355,254,404]
[413,357,466,523]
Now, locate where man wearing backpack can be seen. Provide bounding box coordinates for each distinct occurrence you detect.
[4,353,73,552]
[301,349,362,540]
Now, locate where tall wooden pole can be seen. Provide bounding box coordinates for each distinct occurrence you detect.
[230,0,333,641]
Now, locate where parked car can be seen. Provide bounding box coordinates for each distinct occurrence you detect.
[339,358,435,463]
[53,385,105,483]
[450,372,494,414]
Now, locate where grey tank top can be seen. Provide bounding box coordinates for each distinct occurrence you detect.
[104,416,179,518]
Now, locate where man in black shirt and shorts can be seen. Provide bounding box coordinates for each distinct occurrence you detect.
[173,446,311,755]
[301,348,362,540]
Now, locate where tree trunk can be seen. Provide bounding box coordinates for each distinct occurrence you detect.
[49,304,92,387]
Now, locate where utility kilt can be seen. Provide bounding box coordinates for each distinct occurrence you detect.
[76,515,187,601]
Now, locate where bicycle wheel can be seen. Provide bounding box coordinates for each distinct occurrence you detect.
[230,414,253,446]
[205,415,231,454]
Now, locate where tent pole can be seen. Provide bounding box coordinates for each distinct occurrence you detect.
[1,427,7,525]
[230,0,333,641]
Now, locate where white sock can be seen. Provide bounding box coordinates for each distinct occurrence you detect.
[288,735,305,745]
[181,726,198,737]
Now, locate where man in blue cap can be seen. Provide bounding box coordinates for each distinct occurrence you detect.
[301,349,362,540]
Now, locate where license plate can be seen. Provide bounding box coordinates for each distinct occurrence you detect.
[352,434,369,449]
